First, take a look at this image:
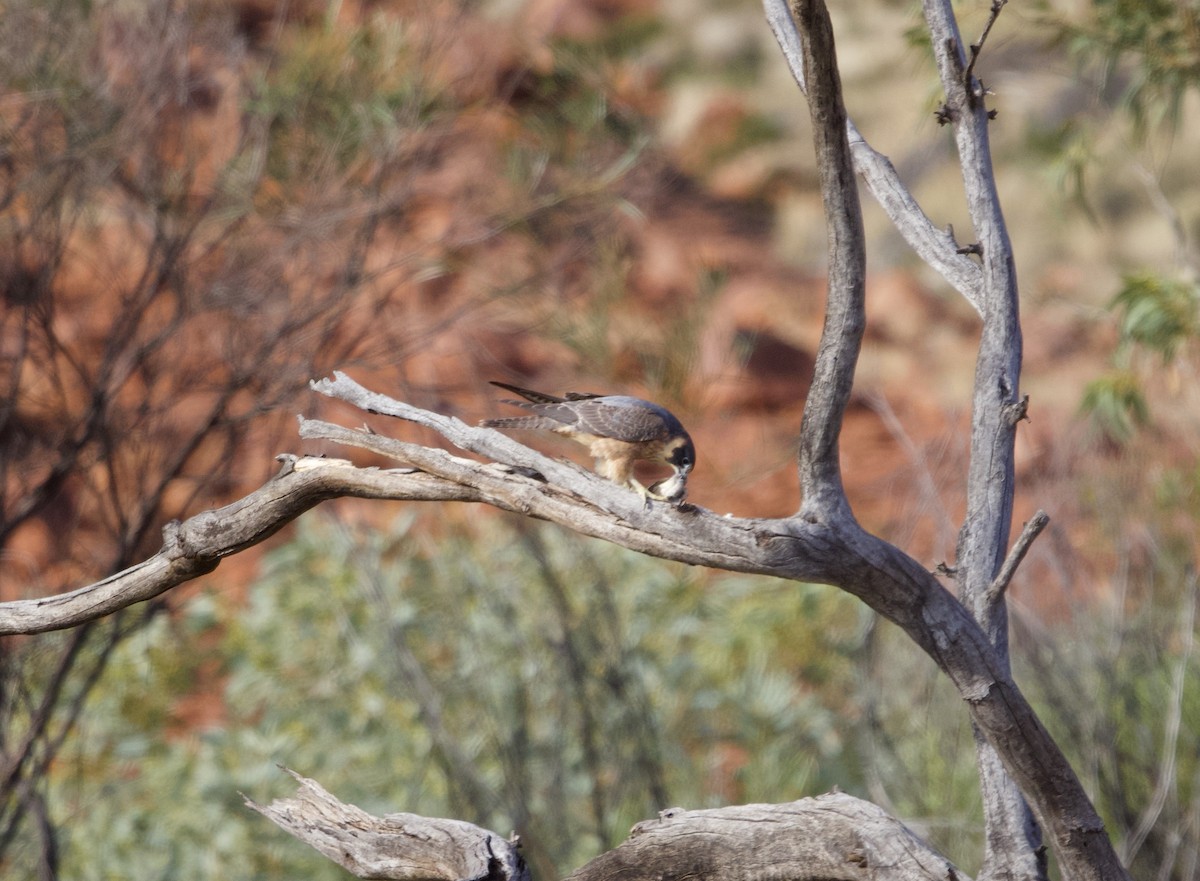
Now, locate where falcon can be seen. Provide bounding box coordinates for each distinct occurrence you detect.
[481,381,695,505]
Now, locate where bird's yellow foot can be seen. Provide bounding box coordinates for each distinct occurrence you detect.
[627,478,655,509]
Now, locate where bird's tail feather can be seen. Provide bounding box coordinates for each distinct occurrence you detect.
[488,381,564,404]
[489,381,603,404]
[480,415,562,431]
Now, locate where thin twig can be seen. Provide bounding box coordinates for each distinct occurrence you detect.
[964,0,1008,89]
[1130,160,1199,277]
[1123,569,1198,865]
[762,0,984,313]
[985,510,1049,604]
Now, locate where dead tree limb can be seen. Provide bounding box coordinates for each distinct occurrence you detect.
[791,0,866,521]
[0,1,1134,879]
[246,769,530,881]
[0,371,1131,880]
[762,0,984,312]
[248,770,963,881]
[918,2,1046,878]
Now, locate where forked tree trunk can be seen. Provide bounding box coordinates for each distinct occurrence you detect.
[0,2,1134,880]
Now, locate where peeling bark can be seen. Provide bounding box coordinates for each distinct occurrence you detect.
[0,1,1136,880]
[0,373,1131,880]
[249,771,962,881]
[246,770,530,881]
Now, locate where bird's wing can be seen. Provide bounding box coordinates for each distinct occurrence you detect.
[566,398,671,443]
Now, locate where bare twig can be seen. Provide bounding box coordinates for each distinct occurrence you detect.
[965,0,1009,93]
[986,510,1050,604]
[1123,571,1198,865]
[0,374,1129,881]
[762,0,984,313]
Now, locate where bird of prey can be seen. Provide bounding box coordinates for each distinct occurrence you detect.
[481,381,695,505]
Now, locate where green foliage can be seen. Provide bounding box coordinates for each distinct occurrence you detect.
[1062,0,1200,134]
[1080,273,1198,443]
[1042,433,1200,881]
[1111,273,1200,362]
[517,33,650,155]
[1036,1,1200,228]
[1081,370,1151,443]
[1019,577,1200,881]
[1024,118,1103,217]
[851,624,986,872]
[248,16,441,182]
[33,517,870,880]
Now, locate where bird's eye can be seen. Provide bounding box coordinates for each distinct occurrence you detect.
[671,444,695,470]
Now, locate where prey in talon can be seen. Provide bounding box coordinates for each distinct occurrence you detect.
[481,381,695,506]
[647,471,688,506]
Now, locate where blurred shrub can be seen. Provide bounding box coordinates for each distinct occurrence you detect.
[33,517,868,880]
[23,509,1200,880]
[249,16,441,181]
[1,0,682,865]
[1018,576,1199,881]
[1058,0,1200,134]
[853,621,986,868]
[1081,273,1197,443]
[1081,369,1150,443]
[1039,3,1200,445]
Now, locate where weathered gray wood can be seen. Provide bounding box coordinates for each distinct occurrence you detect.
[791,0,866,523]
[568,796,965,881]
[246,769,530,881]
[249,772,963,881]
[762,0,984,313]
[0,372,1131,881]
[0,455,482,635]
[919,3,1045,879]
[766,0,1115,876]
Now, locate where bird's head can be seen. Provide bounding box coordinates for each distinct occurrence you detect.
[648,434,695,505]
[663,434,695,477]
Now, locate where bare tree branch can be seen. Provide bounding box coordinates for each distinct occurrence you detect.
[246,769,530,881]
[570,796,964,881]
[0,371,1132,880]
[249,770,964,881]
[762,0,984,313]
[986,511,1050,604]
[767,0,1122,874]
[915,2,1049,877]
[790,0,866,521]
[965,1,1010,87]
